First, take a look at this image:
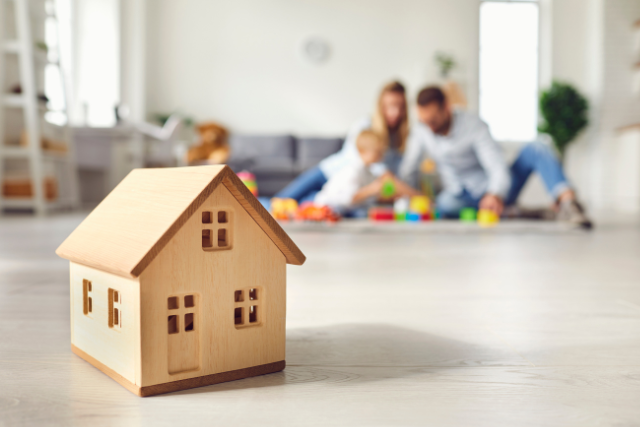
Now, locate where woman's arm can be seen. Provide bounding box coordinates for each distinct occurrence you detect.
[398,125,428,188]
[354,173,420,205]
[352,177,385,205]
[390,175,422,198]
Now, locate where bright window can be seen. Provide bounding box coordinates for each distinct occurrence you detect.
[479,0,539,142]
[74,0,120,127]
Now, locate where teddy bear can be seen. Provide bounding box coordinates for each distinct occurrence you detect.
[186,121,230,164]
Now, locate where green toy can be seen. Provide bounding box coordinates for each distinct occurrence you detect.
[460,207,477,222]
[381,180,395,198]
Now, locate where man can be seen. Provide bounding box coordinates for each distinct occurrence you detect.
[399,86,592,228]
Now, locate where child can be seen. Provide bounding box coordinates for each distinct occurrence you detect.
[314,130,420,216]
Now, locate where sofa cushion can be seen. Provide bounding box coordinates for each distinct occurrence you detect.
[227,134,296,173]
[296,137,344,171]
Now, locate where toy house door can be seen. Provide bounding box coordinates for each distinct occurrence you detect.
[167,294,200,374]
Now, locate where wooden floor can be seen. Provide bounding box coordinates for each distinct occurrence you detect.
[1,213,640,426]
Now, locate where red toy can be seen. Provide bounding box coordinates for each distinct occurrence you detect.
[369,207,394,221]
[295,202,340,223]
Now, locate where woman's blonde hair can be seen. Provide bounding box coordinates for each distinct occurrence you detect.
[370,80,409,153]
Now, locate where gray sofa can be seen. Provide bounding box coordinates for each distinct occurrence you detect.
[226,134,344,197]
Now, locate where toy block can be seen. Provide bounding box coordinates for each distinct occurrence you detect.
[478,209,500,227]
[236,171,258,197]
[271,198,298,221]
[295,202,339,222]
[409,196,430,215]
[406,212,421,222]
[394,197,409,221]
[460,207,477,222]
[369,207,394,221]
[381,180,395,198]
[56,166,306,396]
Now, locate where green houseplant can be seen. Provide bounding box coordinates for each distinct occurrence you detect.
[538,81,589,158]
[434,52,456,79]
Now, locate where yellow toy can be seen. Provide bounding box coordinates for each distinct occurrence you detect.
[409,196,430,215]
[477,209,500,227]
[271,198,298,221]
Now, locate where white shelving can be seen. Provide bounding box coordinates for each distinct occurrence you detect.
[0,0,79,215]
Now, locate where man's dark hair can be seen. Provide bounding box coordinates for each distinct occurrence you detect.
[417,86,446,107]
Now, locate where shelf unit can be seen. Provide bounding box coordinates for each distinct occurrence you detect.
[0,0,79,215]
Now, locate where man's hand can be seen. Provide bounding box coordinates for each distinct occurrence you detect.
[479,194,504,216]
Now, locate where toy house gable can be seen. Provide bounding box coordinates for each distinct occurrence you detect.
[137,183,287,388]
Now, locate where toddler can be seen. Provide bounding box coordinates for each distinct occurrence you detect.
[314,130,419,216]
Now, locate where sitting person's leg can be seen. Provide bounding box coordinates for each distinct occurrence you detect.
[505,142,592,228]
[505,142,571,205]
[275,166,328,202]
[300,190,320,204]
[436,189,479,218]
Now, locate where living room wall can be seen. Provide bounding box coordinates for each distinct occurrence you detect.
[144,0,480,136]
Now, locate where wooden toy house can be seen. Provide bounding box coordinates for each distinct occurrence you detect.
[56,165,306,396]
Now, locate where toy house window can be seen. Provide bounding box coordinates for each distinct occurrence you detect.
[108,288,122,329]
[202,209,233,251]
[167,294,198,334]
[83,279,93,315]
[234,287,262,329]
[168,315,178,334]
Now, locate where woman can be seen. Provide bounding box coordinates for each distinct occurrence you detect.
[275,80,410,203]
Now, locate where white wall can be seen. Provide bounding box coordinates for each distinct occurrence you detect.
[554,0,640,210]
[142,0,640,211]
[145,0,480,135]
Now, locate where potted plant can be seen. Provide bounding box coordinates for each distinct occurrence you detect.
[538,81,589,159]
[435,52,456,79]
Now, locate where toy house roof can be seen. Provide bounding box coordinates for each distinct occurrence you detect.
[56,165,305,278]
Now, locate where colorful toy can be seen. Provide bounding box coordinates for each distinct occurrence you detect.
[369,207,394,221]
[460,207,477,222]
[393,197,409,221]
[270,198,298,221]
[406,212,421,222]
[294,202,339,222]
[409,196,430,215]
[55,165,306,396]
[381,180,395,198]
[478,209,500,227]
[236,171,258,197]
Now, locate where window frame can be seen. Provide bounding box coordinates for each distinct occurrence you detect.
[233,287,263,329]
[201,208,234,251]
[167,293,199,335]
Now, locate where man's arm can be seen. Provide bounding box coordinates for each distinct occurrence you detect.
[473,122,511,212]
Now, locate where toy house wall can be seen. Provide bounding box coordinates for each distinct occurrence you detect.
[70,262,141,384]
[138,184,287,387]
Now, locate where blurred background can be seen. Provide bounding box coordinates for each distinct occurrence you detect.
[1,0,639,216]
